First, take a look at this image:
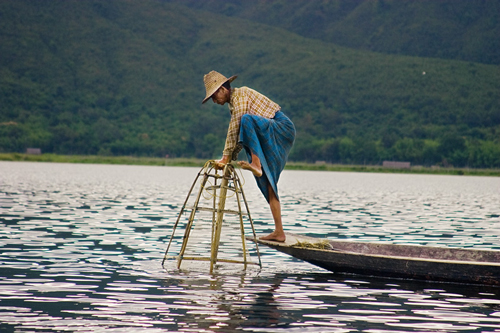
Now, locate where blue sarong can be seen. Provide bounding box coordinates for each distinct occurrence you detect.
[239,111,295,202]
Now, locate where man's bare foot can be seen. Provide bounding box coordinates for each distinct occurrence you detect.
[238,161,263,177]
[259,231,286,242]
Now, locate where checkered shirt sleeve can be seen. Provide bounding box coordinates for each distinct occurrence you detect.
[222,87,281,156]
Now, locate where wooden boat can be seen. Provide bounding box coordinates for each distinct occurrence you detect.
[250,232,500,285]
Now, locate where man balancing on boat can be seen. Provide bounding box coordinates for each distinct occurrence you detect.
[202,70,296,242]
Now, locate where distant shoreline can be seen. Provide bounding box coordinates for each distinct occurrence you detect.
[1,153,499,177]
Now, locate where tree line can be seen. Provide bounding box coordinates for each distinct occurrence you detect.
[0,0,499,168]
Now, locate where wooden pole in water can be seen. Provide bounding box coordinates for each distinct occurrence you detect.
[237,171,262,268]
[233,171,248,268]
[162,167,205,266]
[210,163,232,273]
[177,171,210,269]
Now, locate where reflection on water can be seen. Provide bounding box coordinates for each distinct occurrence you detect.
[1,161,500,332]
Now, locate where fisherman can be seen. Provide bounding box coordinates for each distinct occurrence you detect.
[202,70,296,242]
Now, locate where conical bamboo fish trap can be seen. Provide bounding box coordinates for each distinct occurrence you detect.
[162,160,261,273]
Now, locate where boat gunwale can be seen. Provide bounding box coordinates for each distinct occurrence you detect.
[284,244,500,267]
[254,233,500,267]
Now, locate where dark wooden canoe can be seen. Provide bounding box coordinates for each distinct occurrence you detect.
[250,232,500,285]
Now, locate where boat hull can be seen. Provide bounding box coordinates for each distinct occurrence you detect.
[252,233,500,285]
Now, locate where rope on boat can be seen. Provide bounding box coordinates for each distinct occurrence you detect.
[292,239,333,250]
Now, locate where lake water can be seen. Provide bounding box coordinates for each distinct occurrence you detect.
[1,161,500,332]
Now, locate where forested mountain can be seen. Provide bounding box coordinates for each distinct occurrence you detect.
[1,0,499,167]
[170,0,500,65]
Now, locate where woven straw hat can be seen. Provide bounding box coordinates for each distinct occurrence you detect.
[202,70,237,104]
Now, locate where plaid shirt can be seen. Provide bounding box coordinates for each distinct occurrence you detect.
[223,87,280,156]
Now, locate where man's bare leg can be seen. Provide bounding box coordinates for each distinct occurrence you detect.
[259,182,286,242]
[238,153,262,177]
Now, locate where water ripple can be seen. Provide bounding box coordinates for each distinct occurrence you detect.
[1,162,500,332]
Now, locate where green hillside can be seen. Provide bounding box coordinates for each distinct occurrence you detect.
[1,0,499,167]
[171,0,500,65]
